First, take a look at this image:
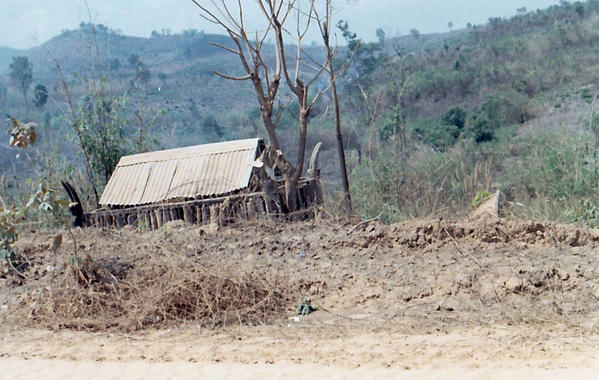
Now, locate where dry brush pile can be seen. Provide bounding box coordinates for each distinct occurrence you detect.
[1,226,295,332]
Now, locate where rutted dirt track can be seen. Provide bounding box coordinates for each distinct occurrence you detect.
[1,217,599,378]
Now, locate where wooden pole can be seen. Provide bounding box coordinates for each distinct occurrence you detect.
[155,209,163,228]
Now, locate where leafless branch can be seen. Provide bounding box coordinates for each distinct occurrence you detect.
[274,96,293,125]
[191,0,241,37]
[309,84,332,107]
[211,41,241,55]
[213,71,251,81]
[305,61,329,87]
[198,13,221,25]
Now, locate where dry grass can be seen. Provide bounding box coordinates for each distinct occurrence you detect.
[21,249,294,332]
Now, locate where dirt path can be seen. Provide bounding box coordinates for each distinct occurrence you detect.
[2,358,598,380]
[1,325,598,379]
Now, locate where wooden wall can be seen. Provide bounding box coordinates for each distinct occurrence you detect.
[85,178,321,229]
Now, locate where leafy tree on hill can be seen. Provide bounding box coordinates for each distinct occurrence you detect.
[9,57,33,104]
[128,54,151,87]
[33,84,48,109]
[465,113,494,143]
[128,54,143,69]
[108,59,121,71]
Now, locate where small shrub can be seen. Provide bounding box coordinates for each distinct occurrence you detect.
[350,140,493,222]
[480,92,531,128]
[413,123,460,149]
[465,113,494,143]
[442,106,469,129]
[472,190,493,208]
[504,131,599,221]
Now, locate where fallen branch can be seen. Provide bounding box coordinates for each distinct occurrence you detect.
[347,212,383,235]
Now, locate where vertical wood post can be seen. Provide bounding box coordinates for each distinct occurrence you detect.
[155,209,163,228]
[184,206,194,224]
[209,205,219,225]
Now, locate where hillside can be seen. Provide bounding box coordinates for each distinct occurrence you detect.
[3,2,599,224]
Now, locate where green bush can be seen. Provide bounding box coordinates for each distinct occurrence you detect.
[412,123,460,149]
[405,118,455,150]
[465,113,494,143]
[442,106,468,129]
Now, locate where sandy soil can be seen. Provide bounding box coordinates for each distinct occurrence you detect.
[1,324,598,379]
[2,217,599,378]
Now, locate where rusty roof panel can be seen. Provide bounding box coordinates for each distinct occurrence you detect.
[99,138,261,207]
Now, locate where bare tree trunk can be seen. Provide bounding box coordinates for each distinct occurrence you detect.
[323,45,351,214]
[317,0,351,215]
[330,78,351,212]
[288,100,310,213]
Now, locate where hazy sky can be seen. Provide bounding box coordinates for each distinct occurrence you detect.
[1,0,563,49]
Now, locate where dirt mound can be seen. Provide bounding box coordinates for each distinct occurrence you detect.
[2,217,599,334]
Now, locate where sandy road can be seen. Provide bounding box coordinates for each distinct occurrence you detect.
[2,357,599,380]
[1,325,599,380]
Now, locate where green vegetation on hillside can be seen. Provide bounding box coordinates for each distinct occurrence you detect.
[3,1,599,226]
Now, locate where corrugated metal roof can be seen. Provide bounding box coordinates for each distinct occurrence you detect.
[99,138,262,207]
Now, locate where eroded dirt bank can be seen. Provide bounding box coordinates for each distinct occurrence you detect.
[1,218,599,378]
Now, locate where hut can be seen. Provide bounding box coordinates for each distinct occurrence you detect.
[83,138,322,229]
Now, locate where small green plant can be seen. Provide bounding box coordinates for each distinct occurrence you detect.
[137,221,147,232]
[472,190,493,208]
[566,199,599,227]
[0,118,36,270]
[0,247,23,271]
[0,205,25,273]
[295,296,318,315]
[25,180,68,223]
[1,118,59,275]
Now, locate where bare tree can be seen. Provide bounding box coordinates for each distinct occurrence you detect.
[314,0,351,215]
[190,0,331,213]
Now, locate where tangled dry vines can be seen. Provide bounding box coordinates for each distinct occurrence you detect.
[20,249,293,332]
